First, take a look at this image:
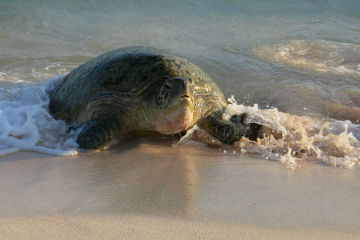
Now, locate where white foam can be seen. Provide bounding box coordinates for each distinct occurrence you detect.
[185,96,360,169]
[2,76,359,168]
[0,76,78,157]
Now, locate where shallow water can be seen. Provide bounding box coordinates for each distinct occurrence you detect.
[1,0,360,168]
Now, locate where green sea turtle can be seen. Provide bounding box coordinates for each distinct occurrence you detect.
[48,47,262,149]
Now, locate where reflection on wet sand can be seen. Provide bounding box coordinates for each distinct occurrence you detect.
[1,136,360,231]
[0,137,201,217]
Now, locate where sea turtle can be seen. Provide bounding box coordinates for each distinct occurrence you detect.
[48,47,262,149]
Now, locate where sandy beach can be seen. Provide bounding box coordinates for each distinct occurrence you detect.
[0,137,359,239]
[1,0,360,239]
[1,215,359,240]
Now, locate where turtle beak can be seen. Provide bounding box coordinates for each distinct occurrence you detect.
[165,77,194,101]
[178,77,193,100]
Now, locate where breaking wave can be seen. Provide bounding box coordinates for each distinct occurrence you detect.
[182,96,360,169]
[253,40,360,79]
[0,76,78,157]
[1,76,360,169]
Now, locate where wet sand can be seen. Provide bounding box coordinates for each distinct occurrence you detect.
[0,137,359,239]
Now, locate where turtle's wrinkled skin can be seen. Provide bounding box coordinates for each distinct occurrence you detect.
[49,47,262,149]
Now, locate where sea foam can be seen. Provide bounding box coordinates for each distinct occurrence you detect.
[1,77,360,169]
[185,96,360,169]
[0,76,78,157]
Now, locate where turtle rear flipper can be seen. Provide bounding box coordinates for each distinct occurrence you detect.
[200,111,262,145]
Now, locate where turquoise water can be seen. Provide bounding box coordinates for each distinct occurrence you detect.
[0,0,360,167]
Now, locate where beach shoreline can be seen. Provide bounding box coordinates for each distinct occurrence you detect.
[1,140,359,239]
[1,0,360,238]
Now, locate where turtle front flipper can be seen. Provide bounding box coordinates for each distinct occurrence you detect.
[77,115,121,149]
[76,91,135,149]
[200,111,262,145]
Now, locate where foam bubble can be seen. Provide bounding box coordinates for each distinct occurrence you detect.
[185,97,360,169]
[0,77,78,157]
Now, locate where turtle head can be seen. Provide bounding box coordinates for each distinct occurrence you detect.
[152,77,195,134]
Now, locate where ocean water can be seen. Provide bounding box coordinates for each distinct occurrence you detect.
[1,0,360,168]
